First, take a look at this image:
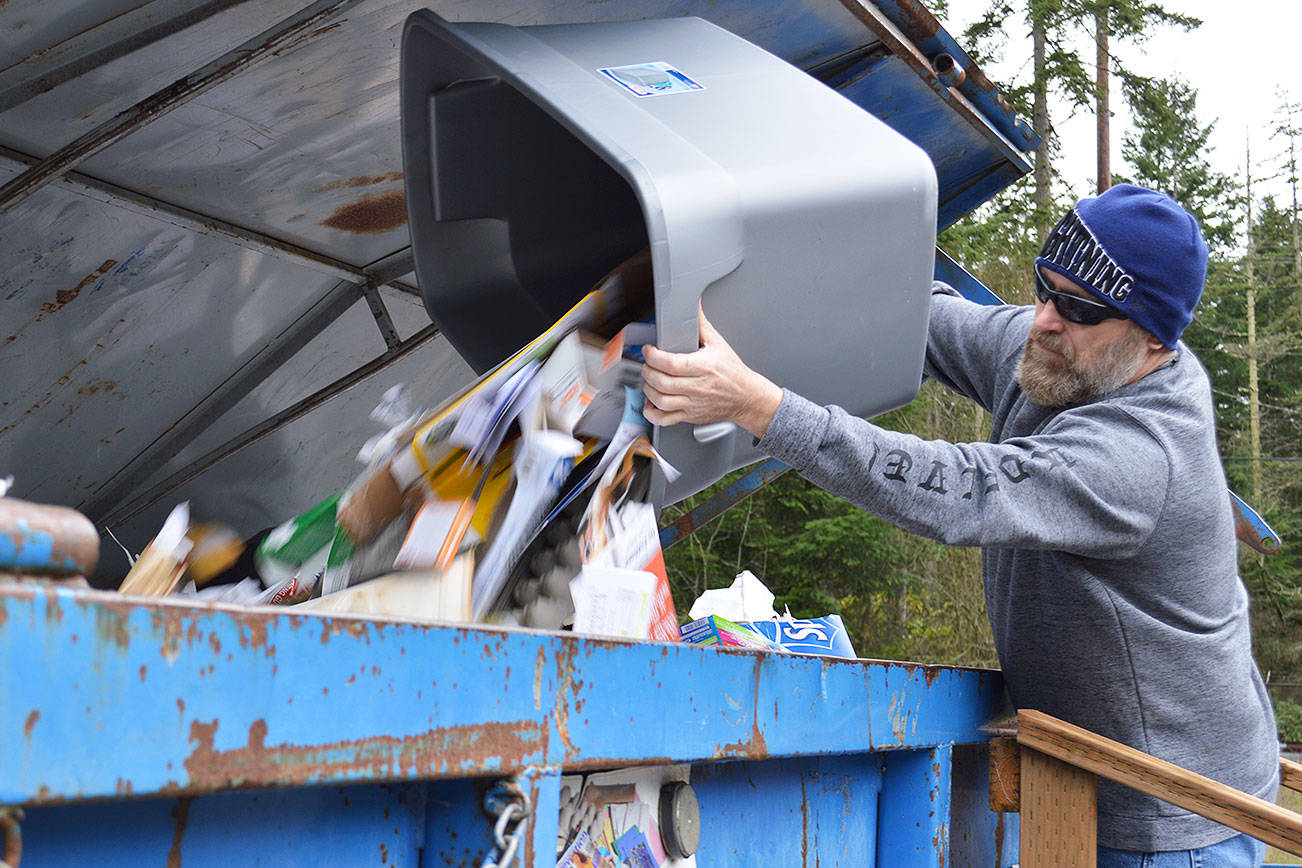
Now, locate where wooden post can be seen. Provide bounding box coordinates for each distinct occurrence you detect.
[1021,746,1098,866]
[989,737,1021,813]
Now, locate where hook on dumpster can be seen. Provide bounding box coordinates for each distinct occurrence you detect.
[481,775,532,868]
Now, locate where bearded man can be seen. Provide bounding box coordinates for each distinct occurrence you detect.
[641,184,1279,866]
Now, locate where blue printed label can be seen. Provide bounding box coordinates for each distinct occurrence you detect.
[599,62,704,97]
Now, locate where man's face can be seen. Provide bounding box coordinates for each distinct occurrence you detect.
[1017,268,1154,407]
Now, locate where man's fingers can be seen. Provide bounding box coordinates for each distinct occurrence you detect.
[641,381,690,413]
[698,306,724,346]
[641,401,685,427]
[641,364,701,396]
[641,342,693,375]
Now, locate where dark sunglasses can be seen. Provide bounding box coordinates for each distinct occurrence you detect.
[1033,267,1128,326]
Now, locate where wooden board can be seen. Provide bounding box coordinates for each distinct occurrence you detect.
[989,736,1021,812]
[1019,709,1302,857]
[1021,747,1097,866]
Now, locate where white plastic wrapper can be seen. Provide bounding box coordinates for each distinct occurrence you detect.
[687,570,777,622]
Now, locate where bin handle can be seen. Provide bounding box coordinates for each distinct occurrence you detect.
[692,422,736,444]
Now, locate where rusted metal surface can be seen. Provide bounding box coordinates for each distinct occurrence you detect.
[181,717,546,790]
[319,190,408,235]
[0,0,363,215]
[1231,489,1282,554]
[0,584,1003,805]
[98,321,440,529]
[841,0,1039,150]
[0,496,99,576]
[0,143,417,292]
[877,745,953,866]
[79,276,364,524]
[0,0,257,114]
[165,797,189,868]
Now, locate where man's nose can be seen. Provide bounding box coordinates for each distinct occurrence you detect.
[1033,297,1067,332]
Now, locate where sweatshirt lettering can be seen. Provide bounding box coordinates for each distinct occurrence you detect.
[875,448,1075,497]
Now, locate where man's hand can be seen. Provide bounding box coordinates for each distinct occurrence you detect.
[641,307,784,439]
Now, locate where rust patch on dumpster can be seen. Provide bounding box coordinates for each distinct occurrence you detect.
[318,615,373,644]
[155,611,201,661]
[167,797,190,868]
[23,710,38,738]
[183,716,544,790]
[40,259,116,316]
[239,614,270,651]
[95,604,131,649]
[44,592,62,625]
[553,643,579,761]
[799,774,809,864]
[320,191,407,234]
[712,659,769,760]
[881,0,941,41]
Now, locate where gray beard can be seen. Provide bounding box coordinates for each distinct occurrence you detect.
[1016,327,1148,407]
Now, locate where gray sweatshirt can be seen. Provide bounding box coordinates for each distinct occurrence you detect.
[757,285,1279,850]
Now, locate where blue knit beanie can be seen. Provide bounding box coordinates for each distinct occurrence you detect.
[1035,184,1208,348]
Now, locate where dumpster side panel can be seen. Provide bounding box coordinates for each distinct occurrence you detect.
[692,755,883,865]
[0,586,1005,804]
[17,783,428,867]
[876,745,953,867]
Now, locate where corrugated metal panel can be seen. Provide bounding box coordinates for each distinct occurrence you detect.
[0,0,1031,582]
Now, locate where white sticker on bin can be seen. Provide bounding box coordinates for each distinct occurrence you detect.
[599,62,704,97]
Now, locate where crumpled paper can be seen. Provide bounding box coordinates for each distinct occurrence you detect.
[687,570,777,622]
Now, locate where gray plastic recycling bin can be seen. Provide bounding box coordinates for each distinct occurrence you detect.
[399,11,938,504]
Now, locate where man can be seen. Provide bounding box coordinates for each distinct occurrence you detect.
[641,184,1279,864]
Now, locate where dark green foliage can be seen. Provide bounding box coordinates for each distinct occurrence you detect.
[662,385,998,667]
[1275,698,1302,744]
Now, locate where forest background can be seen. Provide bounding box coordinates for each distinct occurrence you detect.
[661,0,1302,740]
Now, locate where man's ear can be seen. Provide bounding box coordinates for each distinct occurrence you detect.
[1145,333,1166,353]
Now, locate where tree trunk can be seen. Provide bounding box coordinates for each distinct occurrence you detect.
[1095,4,1111,193]
[1247,279,1261,501]
[1246,136,1262,501]
[1033,7,1052,236]
[1290,108,1302,319]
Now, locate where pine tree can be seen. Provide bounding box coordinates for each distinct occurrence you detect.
[1118,75,1238,249]
[1076,1,1198,192]
[964,0,1094,234]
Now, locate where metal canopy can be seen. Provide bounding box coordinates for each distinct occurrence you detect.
[0,0,1032,584]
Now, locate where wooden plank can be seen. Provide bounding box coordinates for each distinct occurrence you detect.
[989,737,1021,812]
[1018,709,1302,857]
[1282,758,1302,794]
[1021,746,1097,866]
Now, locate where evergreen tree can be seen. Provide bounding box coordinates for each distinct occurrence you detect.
[964,0,1092,233]
[1118,76,1238,249]
[1076,1,1198,192]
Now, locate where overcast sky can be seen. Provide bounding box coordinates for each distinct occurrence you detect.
[941,0,1301,204]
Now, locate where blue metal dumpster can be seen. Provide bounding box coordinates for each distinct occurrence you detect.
[0,583,1017,865]
[0,0,1034,864]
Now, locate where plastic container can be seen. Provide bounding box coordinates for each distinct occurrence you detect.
[400,11,938,502]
